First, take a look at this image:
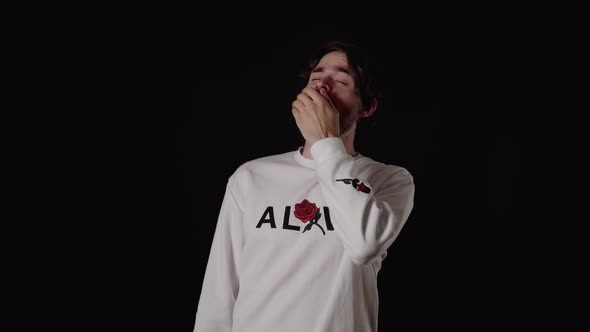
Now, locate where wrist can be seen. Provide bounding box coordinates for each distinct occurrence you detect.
[310,137,347,163]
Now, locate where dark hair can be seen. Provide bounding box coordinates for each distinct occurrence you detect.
[297,39,382,113]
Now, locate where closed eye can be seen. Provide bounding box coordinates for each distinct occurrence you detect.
[311,79,347,85]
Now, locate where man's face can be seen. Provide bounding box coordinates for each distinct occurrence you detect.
[307,51,363,134]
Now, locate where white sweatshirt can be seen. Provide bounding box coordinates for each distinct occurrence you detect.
[193,137,415,332]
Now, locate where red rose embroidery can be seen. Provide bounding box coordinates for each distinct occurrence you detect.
[357,182,371,193]
[336,178,372,194]
[294,199,319,223]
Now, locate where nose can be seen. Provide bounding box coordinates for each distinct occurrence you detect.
[313,79,330,93]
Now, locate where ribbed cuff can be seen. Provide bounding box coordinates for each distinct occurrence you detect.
[310,137,348,165]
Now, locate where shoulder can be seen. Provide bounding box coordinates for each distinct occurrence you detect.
[227,149,297,188]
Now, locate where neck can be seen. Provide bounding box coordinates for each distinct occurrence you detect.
[301,122,358,160]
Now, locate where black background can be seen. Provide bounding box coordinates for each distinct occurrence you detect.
[2,4,589,331]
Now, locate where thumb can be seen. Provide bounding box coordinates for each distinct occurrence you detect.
[320,88,337,110]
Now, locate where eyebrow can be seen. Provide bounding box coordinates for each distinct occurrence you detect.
[311,66,352,77]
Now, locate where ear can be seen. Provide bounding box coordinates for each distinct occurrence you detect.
[359,97,377,118]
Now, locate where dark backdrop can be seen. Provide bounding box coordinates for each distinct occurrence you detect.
[3,7,589,332]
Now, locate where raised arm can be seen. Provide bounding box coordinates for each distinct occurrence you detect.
[311,138,415,265]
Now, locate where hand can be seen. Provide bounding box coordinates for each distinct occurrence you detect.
[291,87,340,145]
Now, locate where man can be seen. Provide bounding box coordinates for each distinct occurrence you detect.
[193,40,415,332]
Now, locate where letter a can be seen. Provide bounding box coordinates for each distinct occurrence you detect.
[256,206,277,228]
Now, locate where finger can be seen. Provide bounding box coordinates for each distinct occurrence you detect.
[299,90,314,102]
[304,87,335,109]
[318,88,337,109]
[304,86,336,110]
[319,86,330,100]
[302,87,323,103]
[292,99,306,111]
[296,94,314,110]
[291,107,303,126]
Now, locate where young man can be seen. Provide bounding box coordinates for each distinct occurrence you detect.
[193,40,415,332]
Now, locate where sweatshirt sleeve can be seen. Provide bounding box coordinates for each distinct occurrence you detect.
[194,179,243,332]
[310,137,415,266]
